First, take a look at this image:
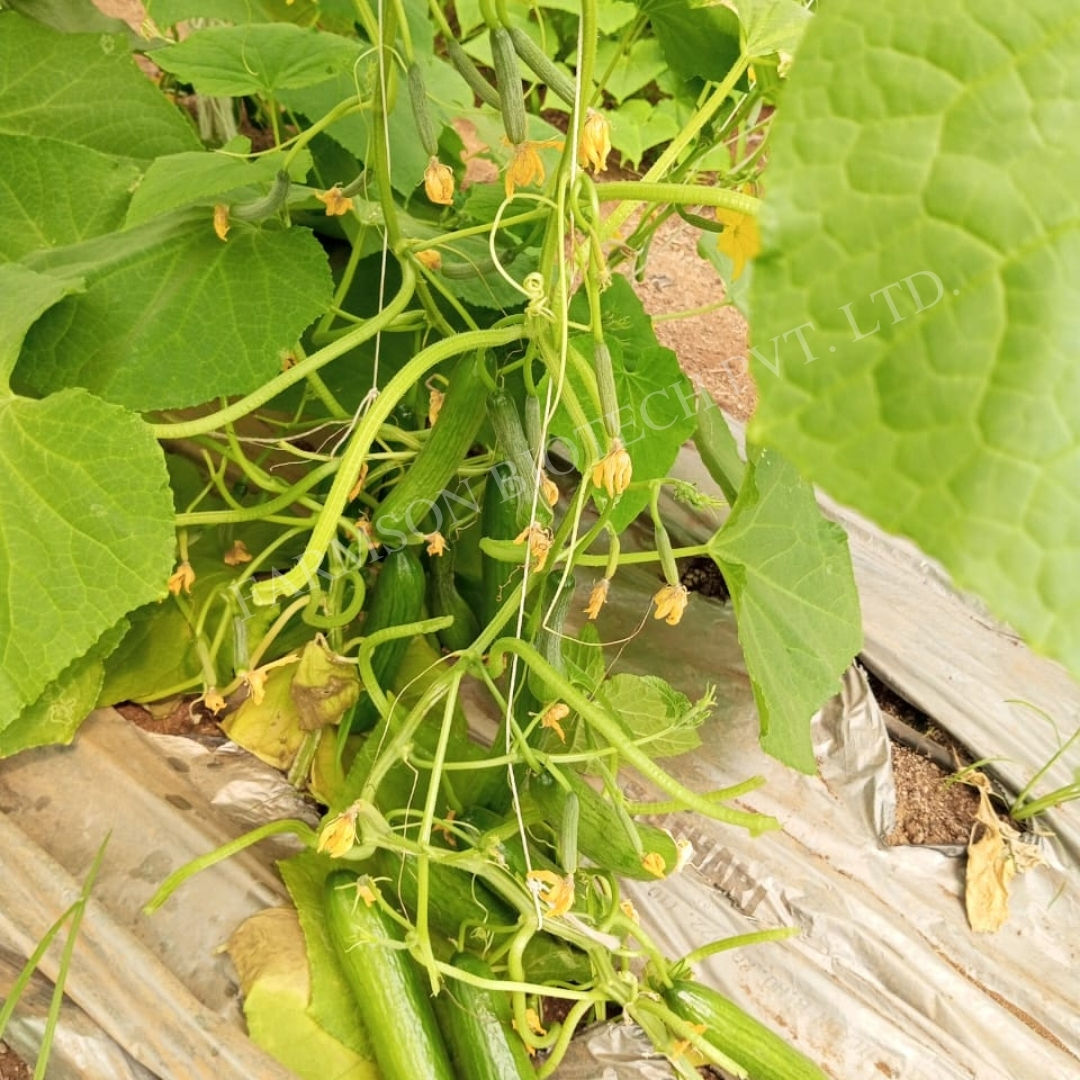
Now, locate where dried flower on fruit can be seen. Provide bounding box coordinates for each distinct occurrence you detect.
[424,157,454,205]
[578,109,611,173]
[653,583,689,626]
[317,805,359,859]
[316,185,353,216]
[168,560,196,596]
[223,539,252,566]
[540,702,570,743]
[527,869,575,917]
[591,442,632,498]
[584,577,610,620]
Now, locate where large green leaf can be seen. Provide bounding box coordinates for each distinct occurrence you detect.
[15,216,333,411]
[749,0,1080,677]
[0,13,199,158]
[0,264,82,387]
[126,146,312,227]
[635,0,740,82]
[0,136,140,261]
[279,853,377,1059]
[154,23,361,97]
[0,389,174,725]
[707,449,861,772]
[552,275,698,531]
[0,618,128,757]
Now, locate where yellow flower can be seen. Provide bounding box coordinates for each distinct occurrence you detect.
[591,442,632,498]
[426,531,448,557]
[416,248,442,271]
[223,539,252,566]
[641,851,667,878]
[527,869,575,917]
[317,806,359,858]
[212,203,230,241]
[620,898,640,923]
[348,462,369,502]
[424,156,454,205]
[514,524,553,572]
[715,208,760,282]
[168,560,196,596]
[540,702,570,743]
[356,880,378,906]
[505,142,547,198]
[524,1008,547,1036]
[652,583,689,627]
[540,471,559,507]
[243,653,299,706]
[578,109,611,173]
[584,577,610,620]
[316,185,353,216]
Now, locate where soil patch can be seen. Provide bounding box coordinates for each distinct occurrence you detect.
[886,743,980,847]
[0,1044,30,1080]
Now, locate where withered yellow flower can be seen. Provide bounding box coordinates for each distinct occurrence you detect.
[317,805,359,859]
[620,898,640,923]
[348,462,369,502]
[223,539,252,566]
[168,560,196,596]
[425,531,448,557]
[514,524,553,572]
[416,248,442,271]
[202,688,227,715]
[578,109,611,173]
[715,207,760,282]
[505,142,545,197]
[427,386,445,426]
[540,702,570,743]
[527,868,575,917]
[540,471,559,507]
[591,442,632,498]
[433,809,458,848]
[212,203,230,241]
[641,850,667,878]
[424,156,454,205]
[584,577,610,620]
[652,583,689,627]
[355,515,381,549]
[316,185,353,216]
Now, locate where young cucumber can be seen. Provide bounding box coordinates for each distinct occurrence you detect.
[435,952,536,1080]
[528,768,681,881]
[350,545,426,732]
[426,545,481,651]
[490,26,528,145]
[323,870,455,1080]
[663,979,829,1080]
[373,352,487,545]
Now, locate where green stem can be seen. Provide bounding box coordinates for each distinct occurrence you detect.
[143,820,318,914]
[570,542,709,567]
[593,181,759,215]
[250,324,524,604]
[678,927,799,969]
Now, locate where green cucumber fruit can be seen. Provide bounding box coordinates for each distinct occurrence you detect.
[528,769,681,881]
[664,978,829,1080]
[373,353,487,546]
[435,952,536,1080]
[350,545,426,732]
[324,870,455,1080]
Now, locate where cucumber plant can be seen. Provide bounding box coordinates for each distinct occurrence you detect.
[7,0,1069,1076]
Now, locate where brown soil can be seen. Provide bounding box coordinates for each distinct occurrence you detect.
[0,1044,30,1080]
[886,743,980,847]
[633,214,756,421]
